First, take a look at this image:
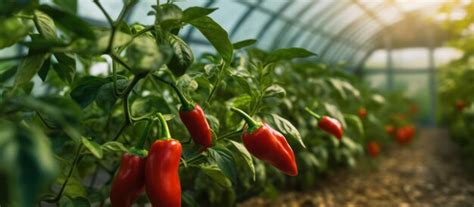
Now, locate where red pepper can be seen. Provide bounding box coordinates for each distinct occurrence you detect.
[384,125,395,135]
[358,107,367,119]
[304,108,344,140]
[110,151,147,207]
[455,99,466,112]
[367,141,380,158]
[231,107,298,176]
[395,125,415,145]
[318,116,343,140]
[179,104,212,149]
[146,114,182,207]
[153,74,212,149]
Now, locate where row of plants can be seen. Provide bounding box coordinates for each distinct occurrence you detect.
[0,1,417,206]
[437,1,474,166]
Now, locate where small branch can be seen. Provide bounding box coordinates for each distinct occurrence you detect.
[217,129,243,141]
[93,0,114,26]
[204,61,226,109]
[110,53,132,71]
[44,144,83,203]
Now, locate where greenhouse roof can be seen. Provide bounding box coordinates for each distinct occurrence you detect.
[72,0,452,69]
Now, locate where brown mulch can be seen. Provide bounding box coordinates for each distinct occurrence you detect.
[238,129,474,207]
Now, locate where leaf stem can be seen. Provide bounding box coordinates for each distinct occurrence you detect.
[152,74,193,111]
[44,144,83,203]
[204,61,226,109]
[304,107,321,120]
[157,113,171,139]
[93,0,114,26]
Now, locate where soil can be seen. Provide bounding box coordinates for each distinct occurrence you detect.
[238,128,474,207]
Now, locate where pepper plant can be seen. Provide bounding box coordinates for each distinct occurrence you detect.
[0,0,418,206]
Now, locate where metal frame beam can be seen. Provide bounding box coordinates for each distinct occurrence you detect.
[319,2,386,58]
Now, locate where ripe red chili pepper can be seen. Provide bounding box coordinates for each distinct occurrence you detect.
[385,125,395,135]
[395,125,415,145]
[318,116,343,140]
[455,99,466,112]
[358,107,367,119]
[153,74,212,149]
[367,141,380,158]
[146,114,182,207]
[110,151,147,207]
[179,104,212,149]
[231,107,298,176]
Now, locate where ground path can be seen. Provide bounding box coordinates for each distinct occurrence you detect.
[238,129,474,207]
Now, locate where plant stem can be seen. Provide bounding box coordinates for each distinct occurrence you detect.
[93,0,114,25]
[157,113,171,139]
[44,144,83,203]
[205,61,226,109]
[304,107,321,120]
[152,74,193,111]
[110,53,133,71]
[217,129,243,140]
[230,107,262,133]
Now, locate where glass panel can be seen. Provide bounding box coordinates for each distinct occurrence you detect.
[175,0,210,9]
[324,5,364,34]
[260,0,289,11]
[294,31,314,49]
[392,48,429,69]
[393,73,431,122]
[282,1,312,18]
[232,10,271,41]
[434,47,463,66]
[278,26,302,48]
[375,7,400,24]
[364,49,387,69]
[78,1,123,22]
[257,19,286,50]
[359,0,384,10]
[300,1,335,23]
[363,74,387,89]
[208,1,249,32]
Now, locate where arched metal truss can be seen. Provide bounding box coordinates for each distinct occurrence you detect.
[74,0,447,71]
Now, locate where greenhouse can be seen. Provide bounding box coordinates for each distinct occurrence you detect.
[0,0,473,206]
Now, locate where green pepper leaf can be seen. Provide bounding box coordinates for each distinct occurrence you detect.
[166,33,194,76]
[197,165,232,188]
[53,0,77,14]
[81,137,103,159]
[268,114,306,149]
[229,140,255,180]
[127,36,165,74]
[232,39,257,50]
[208,146,237,185]
[0,121,58,207]
[14,53,48,86]
[0,17,30,49]
[53,53,76,84]
[70,76,110,108]
[38,5,95,39]
[190,16,233,64]
[157,4,182,31]
[266,47,316,63]
[34,10,57,40]
[182,7,217,22]
[102,141,127,153]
